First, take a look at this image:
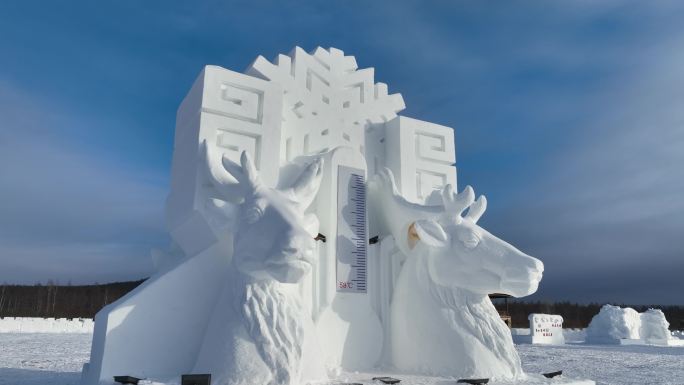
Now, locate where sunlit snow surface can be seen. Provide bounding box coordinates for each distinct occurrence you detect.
[1,333,683,385]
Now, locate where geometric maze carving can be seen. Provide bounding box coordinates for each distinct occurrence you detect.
[416,170,448,201]
[385,116,456,204]
[213,83,264,124]
[166,65,283,255]
[415,131,452,164]
[414,130,456,200]
[200,66,282,186]
[216,128,261,167]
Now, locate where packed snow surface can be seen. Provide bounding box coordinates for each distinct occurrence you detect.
[2,332,684,385]
[0,333,91,385]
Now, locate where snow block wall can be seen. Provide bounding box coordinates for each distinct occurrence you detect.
[0,317,93,333]
[528,314,564,344]
[586,305,641,343]
[640,309,672,342]
[82,240,232,384]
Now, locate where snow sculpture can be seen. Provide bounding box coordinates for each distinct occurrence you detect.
[371,169,544,379]
[586,305,674,345]
[83,46,547,385]
[245,47,405,370]
[640,309,672,342]
[529,314,565,345]
[586,305,642,344]
[191,144,326,385]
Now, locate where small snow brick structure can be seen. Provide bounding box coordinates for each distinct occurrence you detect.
[639,308,672,343]
[586,305,642,344]
[528,314,564,345]
[586,305,678,346]
[82,47,578,385]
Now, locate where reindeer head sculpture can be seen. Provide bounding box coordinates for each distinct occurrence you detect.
[375,168,543,298]
[204,141,323,284]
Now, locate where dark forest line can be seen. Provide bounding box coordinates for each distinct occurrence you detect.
[0,280,145,319]
[1,281,683,330]
[493,299,684,329]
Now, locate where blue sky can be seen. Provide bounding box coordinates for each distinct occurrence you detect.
[1,1,682,304]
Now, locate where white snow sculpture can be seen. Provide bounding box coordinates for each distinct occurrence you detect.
[191,144,326,385]
[371,169,544,379]
[83,46,548,385]
[640,308,672,343]
[586,305,674,345]
[586,305,642,344]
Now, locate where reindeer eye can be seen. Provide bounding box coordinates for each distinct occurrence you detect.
[458,229,481,249]
[243,198,266,224]
[463,237,480,249]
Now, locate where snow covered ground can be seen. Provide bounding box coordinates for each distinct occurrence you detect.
[0,317,93,333]
[1,332,683,385]
[518,343,684,385]
[0,333,90,385]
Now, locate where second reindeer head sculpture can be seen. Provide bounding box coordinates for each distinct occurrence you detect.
[376,168,543,298]
[373,168,544,379]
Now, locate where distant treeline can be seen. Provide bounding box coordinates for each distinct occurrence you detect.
[493,300,684,329]
[1,281,683,330]
[0,280,145,319]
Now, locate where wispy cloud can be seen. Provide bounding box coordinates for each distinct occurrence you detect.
[0,80,167,284]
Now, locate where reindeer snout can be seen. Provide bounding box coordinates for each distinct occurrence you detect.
[275,230,315,262]
[501,253,544,297]
[523,255,544,275]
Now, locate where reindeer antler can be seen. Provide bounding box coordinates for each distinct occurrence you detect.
[288,157,324,209]
[373,168,489,253]
[440,184,487,224]
[203,140,261,202]
[464,195,487,223]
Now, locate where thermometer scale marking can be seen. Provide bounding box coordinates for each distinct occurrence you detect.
[336,166,367,293]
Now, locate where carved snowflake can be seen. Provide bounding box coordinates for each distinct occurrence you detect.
[247,47,405,160]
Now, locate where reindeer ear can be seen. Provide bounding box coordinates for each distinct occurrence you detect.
[465,195,487,223]
[409,219,448,249]
[380,167,402,197]
[291,157,324,209]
